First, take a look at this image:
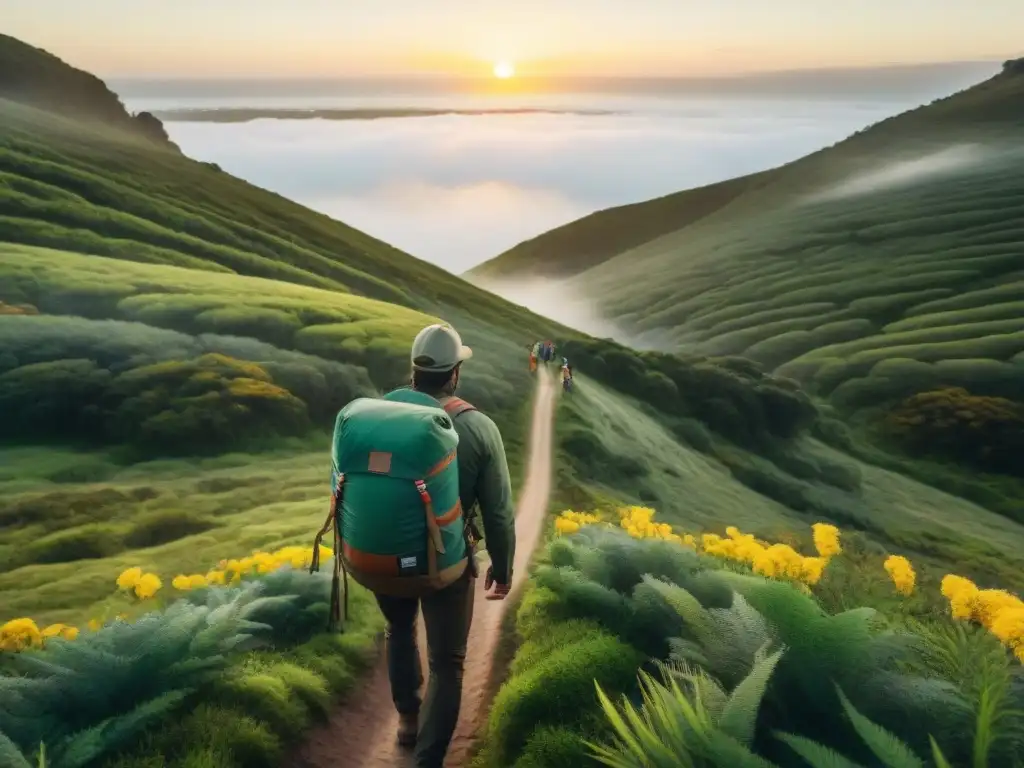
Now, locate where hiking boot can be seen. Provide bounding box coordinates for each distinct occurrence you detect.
[397,712,418,749]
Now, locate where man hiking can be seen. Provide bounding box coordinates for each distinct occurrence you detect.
[561,357,573,394]
[327,323,516,768]
[529,341,540,374]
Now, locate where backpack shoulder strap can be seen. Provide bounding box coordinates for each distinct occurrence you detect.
[442,397,477,419]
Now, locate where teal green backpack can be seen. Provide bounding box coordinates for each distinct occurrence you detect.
[311,389,475,626]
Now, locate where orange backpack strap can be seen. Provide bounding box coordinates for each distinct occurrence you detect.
[443,397,477,420]
[440,397,480,578]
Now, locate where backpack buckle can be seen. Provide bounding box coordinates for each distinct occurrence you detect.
[414,479,431,504]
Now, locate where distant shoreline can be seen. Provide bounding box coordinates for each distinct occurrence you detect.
[153,107,620,123]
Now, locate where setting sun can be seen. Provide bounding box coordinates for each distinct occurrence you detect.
[493,61,515,79]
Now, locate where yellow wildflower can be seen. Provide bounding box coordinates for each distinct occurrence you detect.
[252,551,281,575]
[974,590,1023,629]
[941,574,976,600]
[771,544,806,580]
[682,534,696,548]
[0,618,42,651]
[702,533,723,551]
[800,556,828,586]
[116,566,143,591]
[206,570,227,585]
[949,589,978,621]
[172,575,191,591]
[87,618,102,632]
[811,523,841,559]
[989,608,1024,649]
[275,546,310,569]
[187,574,208,589]
[555,518,581,536]
[41,623,79,641]
[883,555,916,597]
[134,573,162,600]
[752,549,779,578]
[731,534,766,564]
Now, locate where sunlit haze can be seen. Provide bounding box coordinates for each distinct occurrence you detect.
[3,0,1020,78]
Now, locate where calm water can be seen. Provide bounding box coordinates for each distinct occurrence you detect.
[118,67,998,274]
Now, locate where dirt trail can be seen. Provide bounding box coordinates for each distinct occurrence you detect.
[289,370,557,768]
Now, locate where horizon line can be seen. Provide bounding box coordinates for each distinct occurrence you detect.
[104,57,1013,83]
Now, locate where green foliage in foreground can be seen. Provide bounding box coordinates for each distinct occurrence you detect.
[0,569,382,768]
[477,528,1024,768]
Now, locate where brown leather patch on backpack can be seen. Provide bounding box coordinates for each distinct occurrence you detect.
[367,451,392,474]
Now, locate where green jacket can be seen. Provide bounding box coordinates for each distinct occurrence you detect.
[439,395,516,585]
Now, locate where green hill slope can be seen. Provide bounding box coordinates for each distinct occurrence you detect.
[472,60,1024,494]
[0,33,568,340]
[0,33,178,149]
[473,59,1024,285]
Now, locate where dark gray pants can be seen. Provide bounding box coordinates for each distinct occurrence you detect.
[375,570,475,768]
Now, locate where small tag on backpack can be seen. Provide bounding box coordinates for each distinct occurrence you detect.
[398,555,418,575]
[368,451,392,474]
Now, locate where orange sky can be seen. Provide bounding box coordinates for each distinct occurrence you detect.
[4,1,1020,78]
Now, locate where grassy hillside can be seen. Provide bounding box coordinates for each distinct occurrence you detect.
[474,60,1024,505]
[471,172,771,279]
[474,58,1024,284]
[0,39,570,342]
[554,343,1024,592]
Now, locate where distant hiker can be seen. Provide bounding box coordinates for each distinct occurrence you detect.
[529,341,540,373]
[317,323,516,768]
[561,358,573,394]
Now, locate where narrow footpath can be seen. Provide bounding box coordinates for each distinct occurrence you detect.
[289,369,557,767]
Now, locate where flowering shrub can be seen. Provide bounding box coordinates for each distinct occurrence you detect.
[940,574,1024,662]
[1,543,334,656]
[0,551,373,768]
[553,506,1022,667]
[884,554,916,596]
[510,523,1024,767]
[554,507,838,589]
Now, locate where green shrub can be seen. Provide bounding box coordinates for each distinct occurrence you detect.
[558,338,818,446]
[514,725,599,767]
[485,630,643,765]
[886,387,1024,476]
[510,618,605,677]
[20,523,125,566]
[0,487,133,532]
[123,511,217,548]
[0,588,270,765]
